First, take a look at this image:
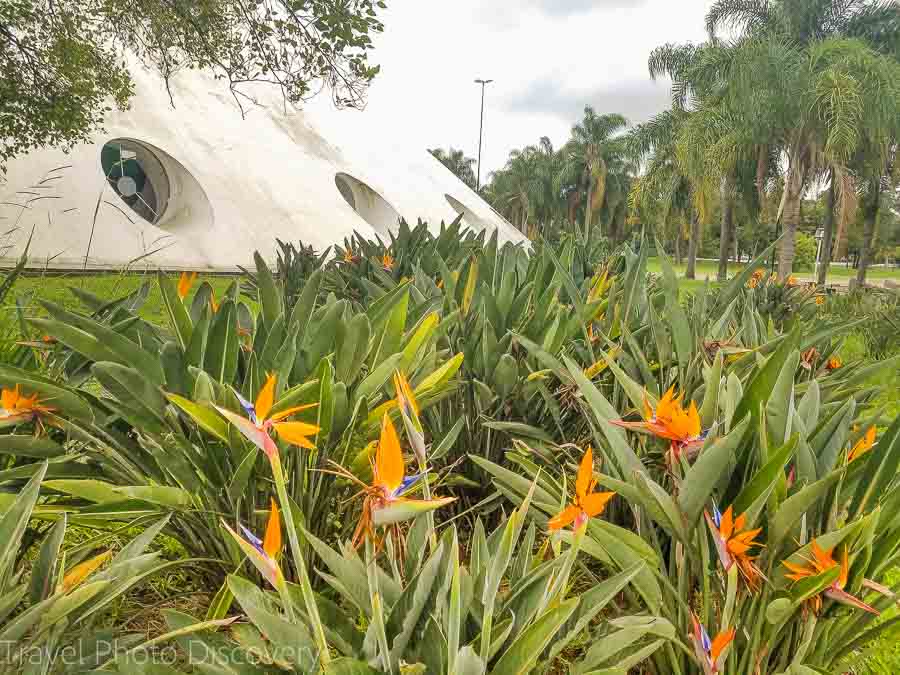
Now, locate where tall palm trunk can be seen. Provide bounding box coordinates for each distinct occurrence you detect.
[778,164,804,280]
[674,232,682,266]
[567,192,580,229]
[833,217,850,261]
[584,177,594,242]
[856,176,882,286]
[817,171,836,286]
[756,145,769,219]
[717,184,734,282]
[686,211,700,279]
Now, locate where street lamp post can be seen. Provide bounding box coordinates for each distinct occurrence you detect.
[474,78,493,191]
[814,227,825,282]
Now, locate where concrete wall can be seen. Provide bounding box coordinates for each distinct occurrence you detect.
[0,62,524,271]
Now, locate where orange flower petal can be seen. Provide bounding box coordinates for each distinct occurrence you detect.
[642,392,654,421]
[783,560,813,579]
[548,505,581,531]
[263,498,282,559]
[656,386,677,422]
[581,491,615,518]
[838,547,849,589]
[811,540,836,571]
[375,414,404,493]
[255,374,276,422]
[268,403,318,422]
[62,551,113,593]
[686,401,701,438]
[1,385,19,410]
[733,512,747,533]
[177,271,198,299]
[710,628,735,664]
[576,447,594,501]
[273,422,319,448]
[720,506,734,540]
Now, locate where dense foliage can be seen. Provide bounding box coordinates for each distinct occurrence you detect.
[1,220,898,673]
[0,0,385,170]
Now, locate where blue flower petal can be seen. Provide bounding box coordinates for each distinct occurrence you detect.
[239,524,266,556]
[700,623,712,653]
[234,391,258,425]
[394,473,423,497]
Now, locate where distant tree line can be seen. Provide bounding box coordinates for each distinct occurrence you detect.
[433,0,900,285]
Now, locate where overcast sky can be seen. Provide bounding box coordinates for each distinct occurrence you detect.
[309,0,713,181]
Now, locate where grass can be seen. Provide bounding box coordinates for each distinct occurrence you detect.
[1,272,236,327]
[647,258,900,283]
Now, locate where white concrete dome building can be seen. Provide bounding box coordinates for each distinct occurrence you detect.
[0,62,524,271]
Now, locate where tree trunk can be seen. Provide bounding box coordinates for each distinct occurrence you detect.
[686,212,700,279]
[674,233,682,266]
[756,145,769,219]
[584,177,594,242]
[834,208,850,261]
[717,187,733,281]
[856,176,882,286]
[817,172,836,286]
[778,167,804,280]
[568,192,581,229]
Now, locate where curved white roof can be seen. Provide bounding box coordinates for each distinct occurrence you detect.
[0,62,524,271]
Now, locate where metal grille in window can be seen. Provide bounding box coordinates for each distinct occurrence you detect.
[100,140,170,224]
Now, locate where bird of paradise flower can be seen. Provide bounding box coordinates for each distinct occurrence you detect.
[611,386,708,463]
[783,540,878,615]
[1,385,55,429]
[705,504,765,591]
[214,373,318,461]
[689,613,735,675]
[327,413,454,554]
[548,447,615,531]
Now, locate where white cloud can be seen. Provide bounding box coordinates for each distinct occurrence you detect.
[308,0,713,177]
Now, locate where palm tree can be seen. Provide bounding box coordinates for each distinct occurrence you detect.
[648,31,786,282]
[628,108,705,277]
[854,142,898,285]
[705,0,900,51]
[559,107,629,245]
[486,138,570,239]
[704,0,900,279]
[600,152,638,245]
[429,147,477,189]
[530,137,567,234]
[489,147,543,234]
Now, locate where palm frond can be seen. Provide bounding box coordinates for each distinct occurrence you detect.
[705,0,774,39]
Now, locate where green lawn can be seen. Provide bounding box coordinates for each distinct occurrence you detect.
[1,272,236,329]
[647,258,900,282]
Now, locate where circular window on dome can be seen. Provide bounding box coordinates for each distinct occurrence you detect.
[335,172,401,236]
[101,140,170,225]
[445,194,489,232]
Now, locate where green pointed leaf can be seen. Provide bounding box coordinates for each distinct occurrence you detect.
[254,251,283,328]
[158,271,193,349]
[679,416,750,527]
[490,598,578,675]
[166,392,230,443]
